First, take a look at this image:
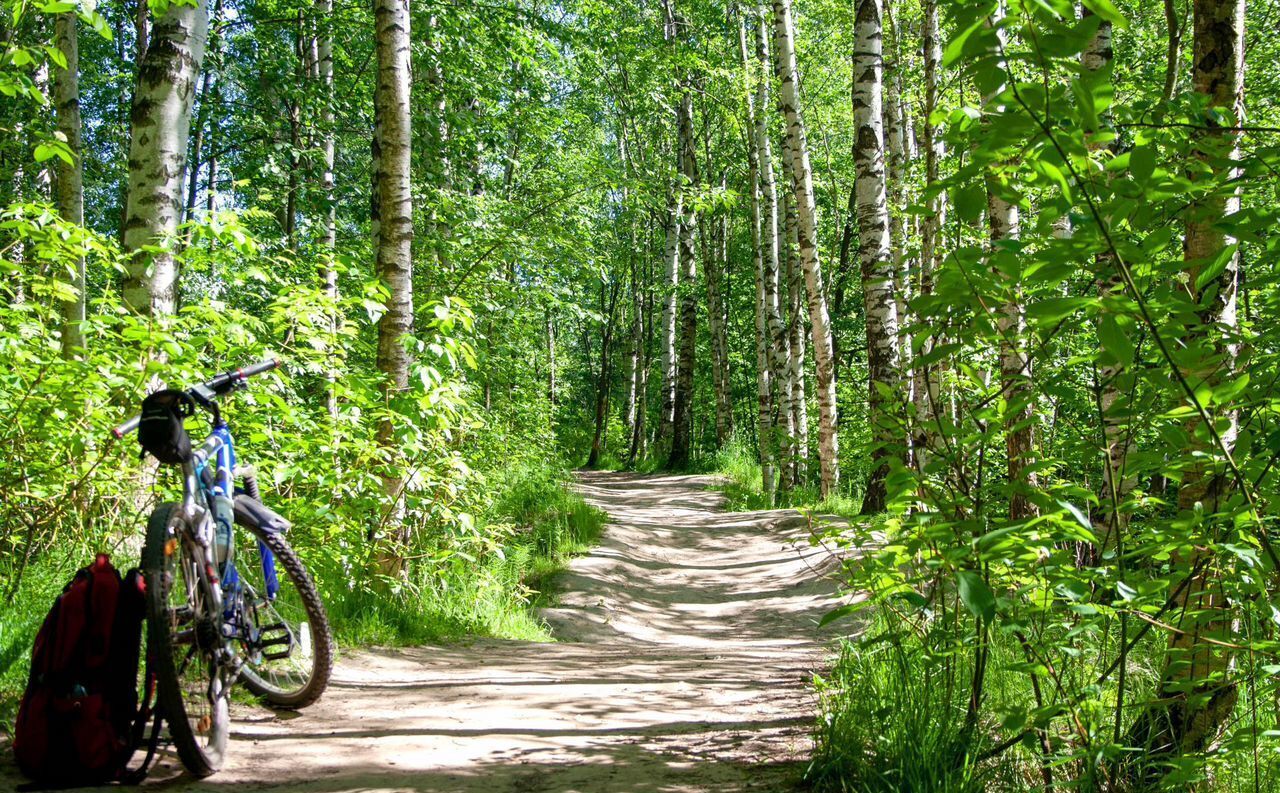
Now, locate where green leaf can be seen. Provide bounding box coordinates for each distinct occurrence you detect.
[1130,143,1156,184]
[1081,0,1128,28]
[1194,244,1238,293]
[1056,499,1093,533]
[818,602,863,628]
[957,570,997,622]
[1097,315,1134,366]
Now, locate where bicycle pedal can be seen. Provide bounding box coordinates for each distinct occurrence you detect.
[256,622,294,660]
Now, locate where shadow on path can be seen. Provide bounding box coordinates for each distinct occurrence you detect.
[1,471,839,792]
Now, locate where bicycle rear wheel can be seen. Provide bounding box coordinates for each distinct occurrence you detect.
[233,525,333,708]
[142,503,230,778]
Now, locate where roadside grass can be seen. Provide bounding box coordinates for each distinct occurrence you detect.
[0,465,605,727]
[317,465,606,647]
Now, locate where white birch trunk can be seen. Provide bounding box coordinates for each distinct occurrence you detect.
[657,188,680,448]
[852,0,900,512]
[122,0,209,315]
[773,0,839,497]
[372,0,413,565]
[739,13,777,500]
[757,6,796,493]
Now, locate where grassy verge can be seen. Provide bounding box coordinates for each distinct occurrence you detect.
[701,434,863,517]
[0,466,606,726]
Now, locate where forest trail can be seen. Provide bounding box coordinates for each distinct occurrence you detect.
[5,472,839,792]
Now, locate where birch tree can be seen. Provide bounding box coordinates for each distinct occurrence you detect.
[668,79,699,469]
[1132,0,1246,761]
[851,0,899,512]
[739,11,777,499]
[771,0,838,497]
[121,0,209,315]
[52,6,84,356]
[371,0,413,565]
[912,0,945,467]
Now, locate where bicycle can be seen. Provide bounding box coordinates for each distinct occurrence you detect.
[113,359,333,777]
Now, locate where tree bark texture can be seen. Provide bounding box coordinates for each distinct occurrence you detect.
[122,0,209,316]
[852,0,900,513]
[53,8,85,356]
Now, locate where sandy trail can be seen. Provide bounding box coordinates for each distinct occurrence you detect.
[5,471,838,792]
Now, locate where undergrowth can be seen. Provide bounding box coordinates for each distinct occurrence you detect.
[0,464,605,727]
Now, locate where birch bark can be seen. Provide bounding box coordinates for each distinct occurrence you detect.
[739,13,777,499]
[372,0,413,564]
[913,0,945,468]
[122,0,209,315]
[852,0,900,512]
[1133,0,1246,760]
[771,0,838,496]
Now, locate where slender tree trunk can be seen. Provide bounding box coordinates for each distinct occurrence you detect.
[372,0,413,563]
[588,280,621,468]
[787,222,809,484]
[739,12,777,500]
[774,0,839,497]
[53,8,85,356]
[913,0,945,469]
[757,7,795,493]
[705,199,733,447]
[1163,0,1184,102]
[668,81,699,470]
[852,0,900,512]
[777,185,799,489]
[981,7,1037,522]
[1131,0,1245,764]
[316,0,338,418]
[628,251,652,465]
[122,0,209,315]
[657,188,680,450]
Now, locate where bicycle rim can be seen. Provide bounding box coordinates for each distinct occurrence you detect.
[234,528,332,708]
[143,503,229,777]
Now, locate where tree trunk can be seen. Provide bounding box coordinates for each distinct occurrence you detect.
[53,8,85,357]
[657,189,680,450]
[372,0,413,564]
[588,280,621,468]
[317,0,339,419]
[122,0,209,315]
[852,0,900,512]
[705,201,733,448]
[757,7,795,494]
[1132,0,1245,765]
[777,184,800,489]
[913,0,945,469]
[668,82,699,470]
[981,8,1037,522]
[739,12,777,500]
[1163,0,1184,102]
[786,219,809,484]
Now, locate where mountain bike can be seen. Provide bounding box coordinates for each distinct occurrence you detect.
[113,359,333,777]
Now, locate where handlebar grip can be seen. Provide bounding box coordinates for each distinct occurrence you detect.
[237,358,281,380]
[112,414,141,439]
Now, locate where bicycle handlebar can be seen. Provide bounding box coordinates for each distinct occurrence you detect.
[111,358,282,439]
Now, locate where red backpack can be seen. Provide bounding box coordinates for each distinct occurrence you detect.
[13,553,161,786]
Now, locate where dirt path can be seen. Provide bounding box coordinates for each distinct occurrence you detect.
[6,472,839,792]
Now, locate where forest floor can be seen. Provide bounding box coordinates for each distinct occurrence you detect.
[2,471,840,792]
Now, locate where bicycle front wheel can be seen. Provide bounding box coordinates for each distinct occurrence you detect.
[234,524,333,709]
[142,502,230,778]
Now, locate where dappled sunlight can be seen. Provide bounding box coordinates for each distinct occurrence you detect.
[0,473,837,792]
